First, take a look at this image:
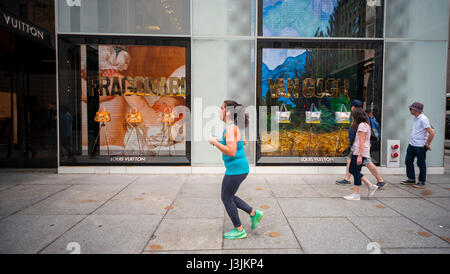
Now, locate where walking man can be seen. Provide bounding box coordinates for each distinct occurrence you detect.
[401,102,435,188]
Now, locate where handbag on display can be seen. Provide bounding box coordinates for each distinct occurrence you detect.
[335,104,351,124]
[276,103,291,124]
[305,103,321,124]
[161,112,175,124]
[94,107,111,123]
[126,107,143,124]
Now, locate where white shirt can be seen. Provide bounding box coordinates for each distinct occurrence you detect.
[352,122,371,158]
[410,113,431,147]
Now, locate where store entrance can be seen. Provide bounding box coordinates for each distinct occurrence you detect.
[0,28,57,168]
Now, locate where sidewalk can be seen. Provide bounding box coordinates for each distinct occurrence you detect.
[0,167,449,254]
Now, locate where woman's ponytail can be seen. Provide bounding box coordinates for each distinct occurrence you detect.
[224,100,249,130]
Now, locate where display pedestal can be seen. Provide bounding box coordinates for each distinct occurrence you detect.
[158,122,176,156]
[90,122,110,156]
[123,123,144,155]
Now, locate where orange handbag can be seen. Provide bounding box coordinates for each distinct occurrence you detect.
[126,107,143,124]
[94,107,111,122]
[161,112,175,124]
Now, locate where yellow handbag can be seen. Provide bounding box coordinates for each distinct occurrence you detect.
[126,107,143,124]
[94,107,111,122]
[161,112,175,124]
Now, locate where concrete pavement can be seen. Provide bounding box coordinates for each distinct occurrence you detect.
[0,163,449,254]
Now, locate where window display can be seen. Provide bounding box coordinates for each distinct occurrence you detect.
[257,40,383,165]
[58,36,190,165]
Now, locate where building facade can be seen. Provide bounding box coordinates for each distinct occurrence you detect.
[0,0,57,168]
[2,0,448,174]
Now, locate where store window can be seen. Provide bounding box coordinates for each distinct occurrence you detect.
[259,0,384,38]
[257,40,383,165]
[58,36,190,166]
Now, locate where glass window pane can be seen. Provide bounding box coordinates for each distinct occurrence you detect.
[383,41,447,167]
[193,0,255,36]
[58,36,190,166]
[260,0,383,38]
[257,40,383,165]
[192,39,255,166]
[386,0,448,40]
[57,0,190,35]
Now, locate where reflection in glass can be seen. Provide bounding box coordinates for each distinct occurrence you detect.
[261,0,383,38]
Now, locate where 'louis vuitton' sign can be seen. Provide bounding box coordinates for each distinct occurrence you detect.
[0,9,52,48]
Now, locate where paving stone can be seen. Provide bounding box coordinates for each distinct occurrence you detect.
[383,248,450,254]
[377,198,450,221]
[424,197,450,210]
[289,217,372,254]
[144,249,303,254]
[184,175,223,185]
[0,214,86,254]
[348,217,449,248]
[94,183,182,215]
[0,184,17,192]
[94,195,173,216]
[426,176,450,184]
[166,198,224,219]
[223,215,300,250]
[304,176,342,185]
[396,184,450,198]
[41,215,161,254]
[0,185,70,215]
[0,173,40,184]
[278,198,355,217]
[235,183,272,200]
[179,183,221,198]
[343,199,401,217]
[382,175,405,185]
[408,218,450,239]
[132,175,185,185]
[309,184,354,198]
[263,175,308,184]
[144,218,223,251]
[13,174,92,185]
[243,175,271,185]
[269,183,320,198]
[18,184,126,215]
[70,175,138,185]
[370,185,419,198]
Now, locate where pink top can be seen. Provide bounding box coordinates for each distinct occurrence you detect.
[352,122,371,158]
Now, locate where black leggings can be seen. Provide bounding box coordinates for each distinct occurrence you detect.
[221,173,253,228]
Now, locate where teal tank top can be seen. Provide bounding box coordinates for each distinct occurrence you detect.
[220,122,249,175]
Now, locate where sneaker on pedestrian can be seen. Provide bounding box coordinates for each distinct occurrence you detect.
[336,179,351,185]
[250,210,263,230]
[401,179,415,185]
[344,193,361,201]
[368,184,379,197]
[412,181,426,188]
[376,182,386,189]
[224,227,247,240]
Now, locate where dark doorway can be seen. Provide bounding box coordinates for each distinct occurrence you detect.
[0,27,56,168]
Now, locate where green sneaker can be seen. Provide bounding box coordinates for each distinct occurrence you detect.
[224,227,247,240]
[250,210,263,230]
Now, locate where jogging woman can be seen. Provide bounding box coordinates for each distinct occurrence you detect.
[208,100,263,239]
